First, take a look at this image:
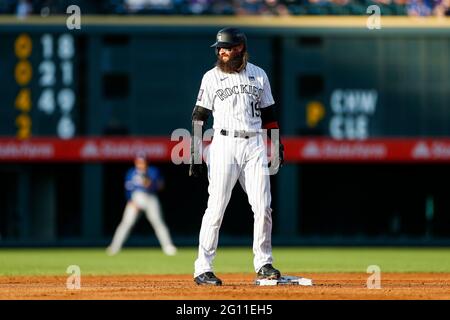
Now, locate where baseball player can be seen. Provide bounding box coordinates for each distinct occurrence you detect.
[189,27,284,285]
[107,153,177,256]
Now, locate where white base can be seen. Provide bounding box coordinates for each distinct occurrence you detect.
[255,275,313,286]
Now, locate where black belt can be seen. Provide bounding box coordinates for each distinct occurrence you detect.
[220,129,258,139]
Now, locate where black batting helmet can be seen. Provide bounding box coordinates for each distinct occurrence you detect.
[210,27,247,50]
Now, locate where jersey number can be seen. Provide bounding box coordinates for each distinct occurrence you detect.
[251,101,261,117]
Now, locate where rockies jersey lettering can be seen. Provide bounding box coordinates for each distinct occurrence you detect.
[216,85,263,101]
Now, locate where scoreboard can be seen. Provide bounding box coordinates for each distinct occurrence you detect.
[0,32,79,139]
[0,16,450,144]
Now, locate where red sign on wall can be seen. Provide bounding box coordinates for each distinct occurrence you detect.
[1,137,450,163]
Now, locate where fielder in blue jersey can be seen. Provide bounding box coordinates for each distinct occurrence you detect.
[107,153,177,256]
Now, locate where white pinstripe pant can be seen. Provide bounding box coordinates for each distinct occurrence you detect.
[194,130,273,277]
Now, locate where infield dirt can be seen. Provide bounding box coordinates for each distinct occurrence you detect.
[1,273,449,299]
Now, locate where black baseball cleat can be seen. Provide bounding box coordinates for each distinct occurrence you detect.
[194,272,223,286]
[257,264,281,279]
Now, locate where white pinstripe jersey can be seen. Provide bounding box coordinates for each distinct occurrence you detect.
[195,62,275,131]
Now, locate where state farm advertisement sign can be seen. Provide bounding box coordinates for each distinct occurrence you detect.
[301,141,387,160]
[0,138,175,162]
[412,141,450,160]
[80,140,167,160]
[0,141,55,159]
[1,137,450,163]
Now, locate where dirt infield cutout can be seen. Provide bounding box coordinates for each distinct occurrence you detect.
[1,273,449,300]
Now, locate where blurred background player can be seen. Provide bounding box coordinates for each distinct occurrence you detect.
[106,153,177,256]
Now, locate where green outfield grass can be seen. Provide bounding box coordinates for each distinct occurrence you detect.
[0,247,449,276]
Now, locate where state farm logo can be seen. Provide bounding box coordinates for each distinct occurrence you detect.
[302,142,321,158]
[301,141,386,159]
[412,142,430,159]
[81,141,99,158]
[80,140,167,159]
[412,141,450,159]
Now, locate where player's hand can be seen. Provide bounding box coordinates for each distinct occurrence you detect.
[143,177,152,188]
[269,140,284,175]
[189,163,203,178]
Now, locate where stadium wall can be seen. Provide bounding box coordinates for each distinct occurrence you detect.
[0,16,450,246]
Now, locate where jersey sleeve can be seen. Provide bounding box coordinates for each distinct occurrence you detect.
[260,71,275,109]
[124,169,134,191]
[148,167,164,192]
[124,169,134,200]
[195,72,214,110]
[156,168,164,184]
[148,167,162,183]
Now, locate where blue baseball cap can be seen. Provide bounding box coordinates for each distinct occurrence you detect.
[135,151,147,161]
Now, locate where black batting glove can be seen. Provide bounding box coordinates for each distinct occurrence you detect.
[189,162,203,178]
[189,126,203,178]
[189,134,203,178]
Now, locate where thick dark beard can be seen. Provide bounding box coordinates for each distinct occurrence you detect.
[216,52,245,74]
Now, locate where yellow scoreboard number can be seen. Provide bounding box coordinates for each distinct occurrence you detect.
[11,32,77,140]
[14,33,33,140]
